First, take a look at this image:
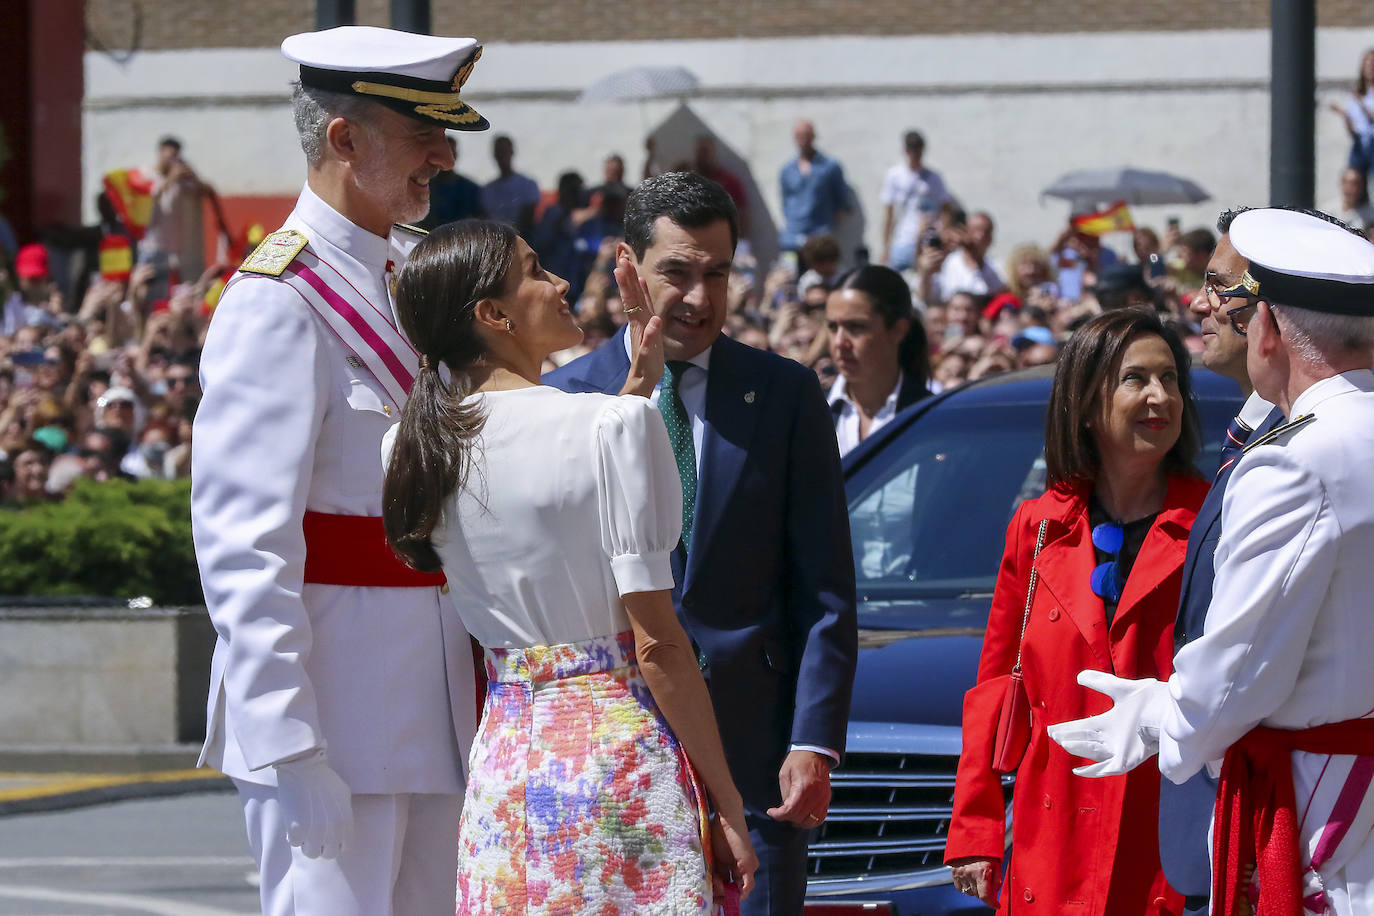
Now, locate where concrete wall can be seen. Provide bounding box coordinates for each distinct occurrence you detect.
[83,0,1374,47]
[84,28,1374,264]
[0,606,213,748]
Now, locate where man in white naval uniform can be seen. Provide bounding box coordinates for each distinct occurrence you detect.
[1049,208,1374,916]
[192,27,488,915]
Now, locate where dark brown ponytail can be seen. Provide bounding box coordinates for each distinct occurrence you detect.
[383,220,518,572]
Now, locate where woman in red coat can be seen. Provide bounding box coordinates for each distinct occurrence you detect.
[946,308,1209,915]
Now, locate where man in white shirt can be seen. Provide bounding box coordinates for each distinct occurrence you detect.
[880,130,955,271]
[1050,208,1374,916]
[192,27,487,916]
[934,210,1005,300]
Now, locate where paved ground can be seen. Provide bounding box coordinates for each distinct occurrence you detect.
[0,791,257,915]
[0,771,228,818]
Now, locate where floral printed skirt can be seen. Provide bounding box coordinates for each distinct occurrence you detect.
[456,630,712,915]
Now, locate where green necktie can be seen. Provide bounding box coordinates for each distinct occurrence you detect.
[659,360,698,552]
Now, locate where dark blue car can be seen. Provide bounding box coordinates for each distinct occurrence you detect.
[802,363,1244,916]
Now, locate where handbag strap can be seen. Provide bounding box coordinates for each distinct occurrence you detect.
[1011,519,1049,675]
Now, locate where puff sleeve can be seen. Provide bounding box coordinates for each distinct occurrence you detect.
[594,395,683,596]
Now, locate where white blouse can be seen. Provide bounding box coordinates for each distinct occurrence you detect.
[385,386,683,649]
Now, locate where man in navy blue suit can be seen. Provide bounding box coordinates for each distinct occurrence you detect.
[546,171,858,914]
[1164,206,1283,914]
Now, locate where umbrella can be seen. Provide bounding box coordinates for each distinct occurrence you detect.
[1041,168,1210,208]
[577,66,700,103]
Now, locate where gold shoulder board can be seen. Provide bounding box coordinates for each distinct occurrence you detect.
[393,223,429,237]
[240,229,309,277]
[1241,413,1315,453]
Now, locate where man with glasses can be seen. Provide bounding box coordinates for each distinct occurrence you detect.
[1051,207,1374,915]
[1155,206,1284,915]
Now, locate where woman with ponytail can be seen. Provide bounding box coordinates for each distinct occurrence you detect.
[823,264,932,456]
[381,220,756,913]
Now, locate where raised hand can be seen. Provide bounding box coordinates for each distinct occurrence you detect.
[616,256,664,398]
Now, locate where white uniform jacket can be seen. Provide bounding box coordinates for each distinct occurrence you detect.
[193,184,476,794]
[1160,369,1374,915]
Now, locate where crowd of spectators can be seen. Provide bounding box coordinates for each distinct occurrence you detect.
[0,214,214,505]
[6,74,1374,506]
[533,122,1273,405]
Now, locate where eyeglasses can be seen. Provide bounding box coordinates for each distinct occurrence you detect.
[1089,522,1124,603]
[1224,301,1260,337]
[1201,278,1232,305]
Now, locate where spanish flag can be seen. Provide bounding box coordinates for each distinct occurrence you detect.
[203,268,234,312]
[102,168,155,240]
[98,234,133,282]
[1072,201,1135,237]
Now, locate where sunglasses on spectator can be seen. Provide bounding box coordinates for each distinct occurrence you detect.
[1089,522,1125,603]
[166,376,193,388]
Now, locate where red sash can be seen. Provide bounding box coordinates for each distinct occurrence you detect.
[1213,719,1374,915]
[302,511,445,588]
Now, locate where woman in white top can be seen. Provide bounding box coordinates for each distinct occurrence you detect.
[381,220,756,914]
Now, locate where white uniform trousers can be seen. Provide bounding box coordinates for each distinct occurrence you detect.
[236,780,462,916]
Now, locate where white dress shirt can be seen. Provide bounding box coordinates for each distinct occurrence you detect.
[1236,389,1277,431]
[827,372,903,457]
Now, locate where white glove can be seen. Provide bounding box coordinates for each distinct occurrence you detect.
[1046,670,1168,778]
[274,748,353,859]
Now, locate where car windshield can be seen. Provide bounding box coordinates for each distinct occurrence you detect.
[847,388,1239,627]
[849,404,1044,600]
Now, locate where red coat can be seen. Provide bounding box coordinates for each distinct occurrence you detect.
[946,475,1209,915]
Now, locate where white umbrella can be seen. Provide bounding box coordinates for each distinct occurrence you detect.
[1041,167,1211,208]
[577,66,701,103]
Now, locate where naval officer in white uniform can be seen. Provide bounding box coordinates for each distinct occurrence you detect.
[1049,208,1374,916]
[191,26,488,915]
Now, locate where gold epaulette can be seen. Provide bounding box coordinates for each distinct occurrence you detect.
[393,223,429,237]
[1241,413,1315,453]
[240,229,308,277]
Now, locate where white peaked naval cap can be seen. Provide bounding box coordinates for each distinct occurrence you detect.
[281,26,488,131]
[1225,208,1374,316]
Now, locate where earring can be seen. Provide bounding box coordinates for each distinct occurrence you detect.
[505,318,515,333]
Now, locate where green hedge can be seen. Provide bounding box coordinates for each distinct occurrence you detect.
[0,478,203,604]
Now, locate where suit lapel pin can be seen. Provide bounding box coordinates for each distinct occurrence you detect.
[744,391,756,404]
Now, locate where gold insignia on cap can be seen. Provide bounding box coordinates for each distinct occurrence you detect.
[1241,271,1260,296]
[452,46,482,91]
[349,81,484,126]
[240,229,308,277]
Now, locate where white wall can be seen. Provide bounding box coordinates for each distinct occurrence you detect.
[84,28,1374,263]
